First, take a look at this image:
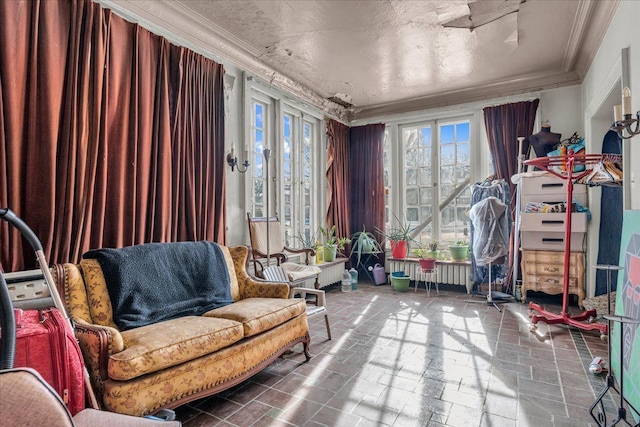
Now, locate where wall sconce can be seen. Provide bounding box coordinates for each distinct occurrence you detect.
[611,87,640,139]
[227,144,250,173]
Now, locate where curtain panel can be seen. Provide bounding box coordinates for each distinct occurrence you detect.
[483,99,539,290]
[483,99,539,215]
[325,119,351,240]
[349,124,386,263]
[0,0,225,271]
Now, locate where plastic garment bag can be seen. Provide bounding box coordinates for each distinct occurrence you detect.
[469,197,509,266]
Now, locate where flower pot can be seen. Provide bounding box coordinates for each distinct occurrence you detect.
[419,258,436,271]
[449,245,468,261]
[391,275,410,292]
[390,240,408,258]
[427,250,439,259]
[323,244,337,262]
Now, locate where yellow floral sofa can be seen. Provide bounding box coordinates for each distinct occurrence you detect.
[53,245,310,417]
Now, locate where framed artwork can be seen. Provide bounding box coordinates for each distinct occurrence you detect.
[611,209,640,422]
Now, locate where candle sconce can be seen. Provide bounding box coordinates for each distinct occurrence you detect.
[611,87,640,139]
[227,147,250,173]
[611,113,639,140]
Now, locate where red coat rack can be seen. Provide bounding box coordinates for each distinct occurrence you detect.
[524,152,622,338]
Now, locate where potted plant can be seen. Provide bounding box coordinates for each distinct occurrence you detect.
[350,225,383,267]
[376,212,415,259]
[412,248,437,271]
[425,239,438,259]
[320,225,350,262]
[449,240,469,261]
[295,229,320,264]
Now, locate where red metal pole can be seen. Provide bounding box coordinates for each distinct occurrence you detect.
[561,155,574,317]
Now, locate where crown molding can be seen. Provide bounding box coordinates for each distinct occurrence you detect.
[572,0,620,79]
[98,0,350,122]
[353,70,581,120]
[562,0,595,73]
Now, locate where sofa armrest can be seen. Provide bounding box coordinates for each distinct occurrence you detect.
[228,246,290,299]
[74,322,124,382]
[241,275,290,299]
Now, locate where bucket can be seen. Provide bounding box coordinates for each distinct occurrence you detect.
[369,263,387,285]
[391,275,411,292]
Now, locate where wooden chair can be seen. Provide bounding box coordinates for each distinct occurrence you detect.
[263,265,331,340]
[246,213,321,287]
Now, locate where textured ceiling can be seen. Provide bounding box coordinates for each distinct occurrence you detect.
[105,0,617,120]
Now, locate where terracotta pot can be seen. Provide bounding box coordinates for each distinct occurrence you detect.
[390,240,408,258]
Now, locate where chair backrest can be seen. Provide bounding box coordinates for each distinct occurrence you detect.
[0,368,75,426]
[247,214,287,256]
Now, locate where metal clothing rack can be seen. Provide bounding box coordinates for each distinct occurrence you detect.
[523,152,622,337]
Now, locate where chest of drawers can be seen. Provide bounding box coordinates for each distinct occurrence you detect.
[521,249,585,307]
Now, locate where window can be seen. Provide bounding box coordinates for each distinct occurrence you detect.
[249,96,272,218]
[247,83,321,250]
[281,110,317,247]
[398,117,472,246]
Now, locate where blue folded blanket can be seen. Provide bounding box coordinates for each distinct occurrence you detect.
[84,241,233,330]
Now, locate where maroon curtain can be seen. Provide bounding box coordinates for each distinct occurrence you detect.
[349,123,386,263]
[483,99,539,215]
[171,47,226,244]
[483,100,539,290]
[0,0,226,271]
[325,119,350,240]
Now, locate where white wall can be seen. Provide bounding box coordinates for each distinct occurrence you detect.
[582,0,639,208]
[223,64,247,246]
[539,85,583,140]
[581,0,639,297]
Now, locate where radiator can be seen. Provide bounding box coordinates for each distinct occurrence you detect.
[387,259,472,294]
[317,259,347,288]
[279,255,347,289]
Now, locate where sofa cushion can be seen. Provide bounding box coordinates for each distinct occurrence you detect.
[204,298,306,337]
[110,316,243,381]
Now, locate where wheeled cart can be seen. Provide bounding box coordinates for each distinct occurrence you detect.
[0,208,99,408]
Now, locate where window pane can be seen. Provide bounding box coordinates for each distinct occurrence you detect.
[457,143,470,163]
[255,130,264,151]
[406,187,418,205]
[255,104,263,129]
[254,181,263,204]
[406,168,418,186]
[283,115,291,137]
[456,122,469,142]
[440,124,454,144]
[440,144,455,165]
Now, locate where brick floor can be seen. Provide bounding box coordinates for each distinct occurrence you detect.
[174,279,631,426]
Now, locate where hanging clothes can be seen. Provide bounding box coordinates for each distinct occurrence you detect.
[469,197,509,266]
[595,130,623,295]
[469,179,511,292]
